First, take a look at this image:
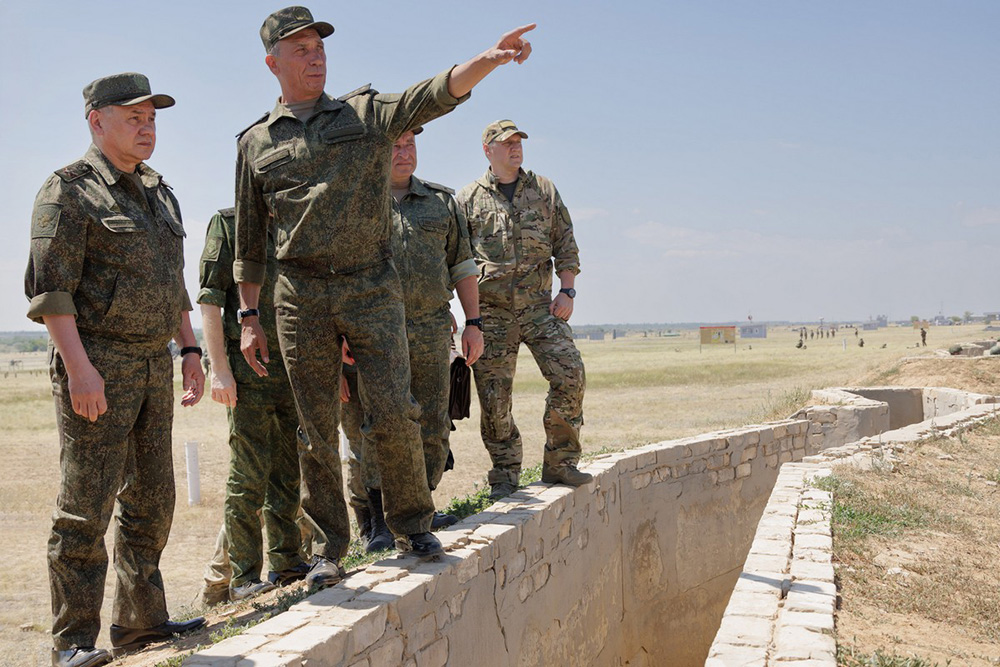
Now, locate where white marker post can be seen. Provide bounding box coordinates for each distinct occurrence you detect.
[185,441,201,506]
[340,427,350,463]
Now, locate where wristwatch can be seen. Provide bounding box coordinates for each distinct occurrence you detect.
[180,346,203,358]
[237,308,260,323]
[465,317,483,330]
[559,288,577,299]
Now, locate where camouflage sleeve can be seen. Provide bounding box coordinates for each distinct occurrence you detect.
[549,184,580,276]
[197,213,234,307]
[445,195,477,287]
[374,68,470,140]
[24,177,86,323]
[233,141,268,285]
[456,184,480,248]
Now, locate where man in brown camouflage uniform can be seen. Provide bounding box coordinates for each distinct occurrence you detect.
[25,73,205,667]
[345,128,484,551]
[457,120,591,500]
[235,6,534,560]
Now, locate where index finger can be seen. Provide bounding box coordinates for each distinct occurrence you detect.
[502,23,536,40]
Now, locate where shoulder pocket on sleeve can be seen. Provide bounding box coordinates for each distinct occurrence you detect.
[203,235,223,262]
[32,203,62,239]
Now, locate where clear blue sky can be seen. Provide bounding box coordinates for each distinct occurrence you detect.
[2,1,997,332]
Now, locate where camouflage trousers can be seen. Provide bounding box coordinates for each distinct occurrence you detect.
[201,510,315,597]
[275,260,434,539]
[224,348,303,587]
[341,366,367,512]
[47,341,175,650]
[346,313,453,499]
[474,302,586,485]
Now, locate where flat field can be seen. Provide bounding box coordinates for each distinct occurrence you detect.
[0,323,983,665]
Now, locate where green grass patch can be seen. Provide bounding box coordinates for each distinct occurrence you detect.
[209,616,265,643]
[838,644,948,666]
[812,475,933,550]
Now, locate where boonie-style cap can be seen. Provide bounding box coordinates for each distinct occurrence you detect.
[261,6,334,52]
[482,119,528,145]
[83,72,175,118]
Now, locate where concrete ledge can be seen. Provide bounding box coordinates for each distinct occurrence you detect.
[706,387,998,666]
[184,387,997,667]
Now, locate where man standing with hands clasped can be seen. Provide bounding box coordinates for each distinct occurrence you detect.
[25,73,205,667]
[235,6,535,562]
[457,119,590,501]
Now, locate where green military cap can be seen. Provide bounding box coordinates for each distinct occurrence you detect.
[260,6,334,52]
[82,72,175,119]
[482,119,528,145]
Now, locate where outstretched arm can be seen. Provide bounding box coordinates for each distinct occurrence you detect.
[449,24,536,98]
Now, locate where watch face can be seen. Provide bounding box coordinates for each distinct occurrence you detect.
[562,288,576,298]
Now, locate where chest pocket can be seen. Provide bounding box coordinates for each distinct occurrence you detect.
[100,215,144,233]
[416,216,448,235]
[254,147,295,173]
[155,197,186,237]
[322,125,365,144]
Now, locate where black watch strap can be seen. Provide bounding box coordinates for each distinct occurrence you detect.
[559,287,577,299]
[465,317,483,330]
[237,308,260,323]
[181,346,202,358]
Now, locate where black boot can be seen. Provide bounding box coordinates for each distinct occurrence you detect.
[365,488,395,553]
[353,505,373,547]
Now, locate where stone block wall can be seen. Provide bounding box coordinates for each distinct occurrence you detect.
[185,387,996,667]
[186,420,814,667]
[791,389,889,452]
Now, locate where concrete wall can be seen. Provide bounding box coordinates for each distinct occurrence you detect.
[843,388,923,430]
[185,387,997,667]
[186,420,813,667]
[706,390,999,666]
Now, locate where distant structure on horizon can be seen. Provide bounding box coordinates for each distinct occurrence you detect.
[739,324,767,339]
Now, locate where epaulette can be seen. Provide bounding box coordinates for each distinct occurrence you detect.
[236,112,270,140]
[55,160,91,182]
[218,207,236,218]
[338,84,377,102]
[422,179,455,195]
[160,177,173,190]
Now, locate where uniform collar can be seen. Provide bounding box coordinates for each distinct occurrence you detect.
[479,167,526,191]
[407,176,431,198]
[266,92,344,125]
[85,143,161,188]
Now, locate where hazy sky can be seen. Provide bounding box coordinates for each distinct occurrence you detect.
[2,1,997,332]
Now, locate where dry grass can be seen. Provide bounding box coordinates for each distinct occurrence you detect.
[0,323,983,665]
[819,420,1000,666]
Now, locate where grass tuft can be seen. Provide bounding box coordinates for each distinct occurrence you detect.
[838,644,949,667]
[812,475,932,550]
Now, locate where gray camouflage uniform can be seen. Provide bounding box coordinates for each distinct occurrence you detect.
[235,69,469,538]
[346,176,477,499]
[457,168,585,486]
[25,144,191,650]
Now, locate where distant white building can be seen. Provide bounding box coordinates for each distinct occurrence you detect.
[739,324,767,339]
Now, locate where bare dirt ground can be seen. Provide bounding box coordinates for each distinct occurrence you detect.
[829,416,1000,666]
[0,323,988,666]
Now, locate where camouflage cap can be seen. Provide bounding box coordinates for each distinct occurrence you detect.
[261,6,334,52]
[482,119,528,145]
[82,72,175,118]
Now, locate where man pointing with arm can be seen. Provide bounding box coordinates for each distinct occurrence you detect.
[236,6,533,562]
